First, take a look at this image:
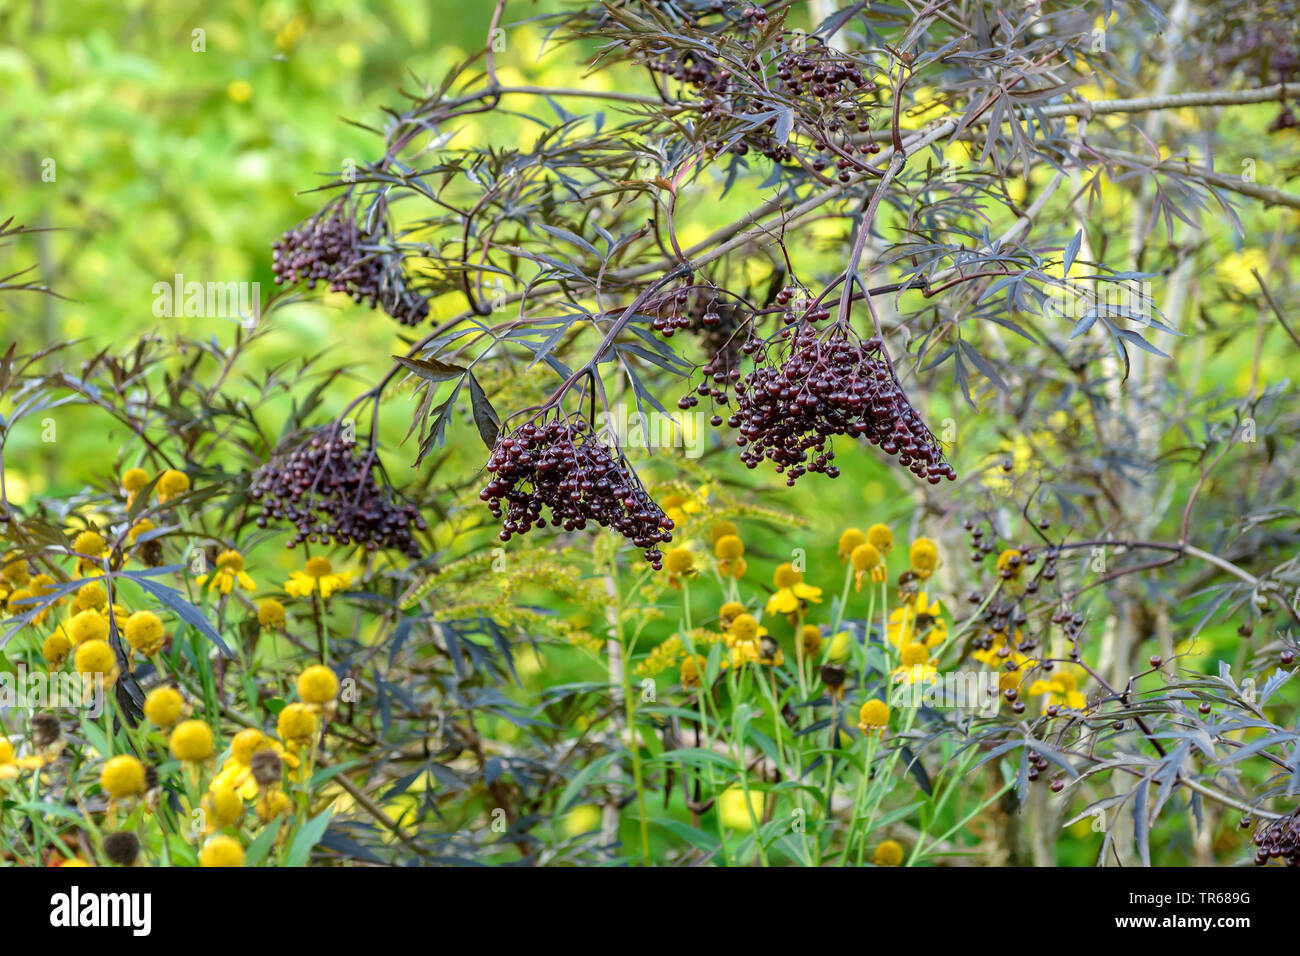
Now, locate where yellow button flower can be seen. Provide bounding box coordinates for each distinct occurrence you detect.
[68,609,109,646]
[124,610,166,657]
[42,629,72,669]
[837,527,867,562]
[155,469,191,503]
[866,523,894,553]
[872,838,905,866]
[143,687,185,728]
[74,639,119,687]
[170,720,215,763]
[277,703,317,745]
[858,698,891,733]
[121,467,149,494]
[204,785,244,830]
[257,598,286,630]
[717,601,746,630]
[71,580,108,615]
[887,593,947,649]
[297,665,339,705]
[256,788,293,823]
[765,563,822,614]
[800,624,822,656]
[663,547,697,587]
[199,834,245,867]
[908,537,940,579]
[891,642,938,686]
[100,755,147,799]
[850,542,885,590]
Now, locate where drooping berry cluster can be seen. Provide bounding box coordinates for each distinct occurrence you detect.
[250,430,426,557]
[480,416,673,567]
[703,322,954,486]
[1252,808,1300,866]
[271,207,429,326]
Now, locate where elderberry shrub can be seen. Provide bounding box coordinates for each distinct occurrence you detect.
[692,319,954,486]
[250,430,426,557]
[1253,807,1300,866]
[480,415,673,567]
[271,206,429,326]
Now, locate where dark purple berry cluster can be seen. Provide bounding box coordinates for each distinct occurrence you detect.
[480,416,674,567]
[271,208,429,326]
[1253,808,1300,866]
[250,430,426,557]
[701,322,954,486]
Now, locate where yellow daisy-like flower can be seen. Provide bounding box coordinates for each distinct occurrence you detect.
[124,610,166,657]
[0,737,47,781]
[257,598,286,630]
[891,642,939,686]
[1028,667,1087,711]
[199,835,245,867]
[68,609,109,646]
[155,469,191,503]
[100,755,147,800]
[718,786,764,832]
[143,687,185,728]
[872,839,905,867]
[74,639,119,687]
[284,557,352,599]
[765,563,822,614]
[196,549,256,594]
[887,593,948,649]
[713,534,746,578]
[277,703,317,745]
[717,601,746,630]
[72,530,108,574]
[70,580,108,615]
[908,537,940,579]
[850,543,885,590]
[42,629,72,669]
[662,547,697,588]
[170,720,215,763]
[661,485,708,528]
[728,612,767,644]
[858,698,891,733]
[837,528,867,562]
[298,665,339,705]
[866,523,894,553]
[211,728,293,799]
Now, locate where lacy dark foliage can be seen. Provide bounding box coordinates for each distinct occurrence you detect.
[251,430,427,557]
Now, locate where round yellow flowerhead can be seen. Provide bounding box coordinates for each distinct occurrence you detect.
[68,609,109,646]
[718,601,746,629]
[899,642,930,667]
[74,639,118,684]
[838,528,867,562]
[858,698,891,733]
[5,588,33,615]
[230,728,270,765]
[909,537,939,578]
[124,610,166,656]
[155,469,191,502]
[718,786,764,832]
[143,687,184,728]
[100,755,147,799]
[730,613,762,643]
[42,630,72,669]
[872,838,905,866]
[297,665,339,705]
[170,720,215,763]
[256,788,293,823]
[277,702,317,745]
[205,785,244,828]
[710,521,738,545]
[772,562,803,588]
[199,835,245,868]
[851,543,881,572]
[996,548,1023,580]
[800,624,822,656]
[121,467,150,493]
[72,530,107,559]
[664,547,696,575]
[866,523,894,552]
[257,598,286,630]
[679,654,702,690]
[304,556,333,578]
[714,534,744,560]
[71,581,108,615]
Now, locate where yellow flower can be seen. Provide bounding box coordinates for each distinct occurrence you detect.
[765,563,822,614]
[256,788,293,823]
[199,835,245,867]
[728,612,767,644]
[663,547,697,587]
[71,581,108,615]
[124,610,166,657]
[562,804,601,838]
[891,642,938,686]
[170,720,215,763]
[226,79,253,104]
[277,703,317,745]
[196,549,256,594]
[204,785,244,830]
[713,534,746,578]
[838,528,867,562]
[68,609,109,646]
[257,598,286,630]
[284,556,352,599]
[127,519,154,543]
[887,593,947,649]
[800,624,822,657]
[297,665,339,705]
[858,698,891,733]
[121,467,149,494]
[155,469,191,502]
[42,630,72,669]
[872,839,905,866]
[757,635,784,668]
[72,530,108,573]
[717,601,746,630]
[100,755,146,799]
[866,524,894,553]
[680,653,704,689]
[5,588,33,616]
[850,542,885,590]
[1,555,29,587]
[661,485,708,528]
[718,786,764,832]
[74,639,119,687]
[710,521,738,545]
[996,548,1024,584]
[1028,667,1087,711]
[211,729,298,799]
[143,687,185,728]
[0,737,47,781]
[908,537,940,579]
